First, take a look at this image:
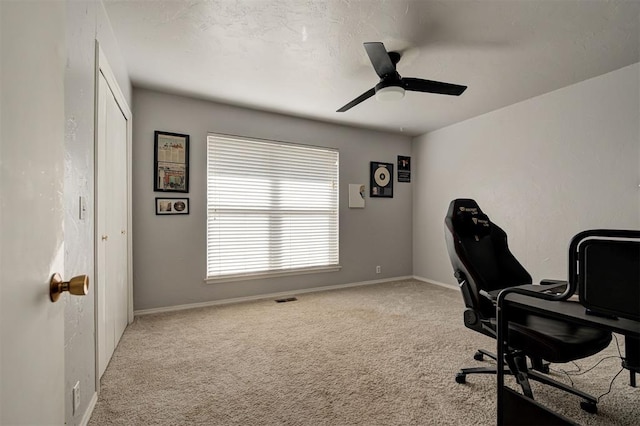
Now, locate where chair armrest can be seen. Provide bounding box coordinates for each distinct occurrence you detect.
[486,281,568,304]
[540,279,567,286]
[497,283,574,305]
[480,289,497,302]
[487,284,555,301]
[539,280,569,295]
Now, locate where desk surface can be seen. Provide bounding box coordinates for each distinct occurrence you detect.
[504,293,640,337]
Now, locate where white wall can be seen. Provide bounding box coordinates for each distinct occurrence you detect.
[132,88,413,311]
[64,1,131,425]
[413,63,640,287]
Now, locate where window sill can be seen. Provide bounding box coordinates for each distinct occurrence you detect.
[205,265,342,284]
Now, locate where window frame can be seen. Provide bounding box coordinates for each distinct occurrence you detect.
[205,133,341,283]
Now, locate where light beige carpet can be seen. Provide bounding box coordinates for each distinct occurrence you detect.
[89,280,639,425]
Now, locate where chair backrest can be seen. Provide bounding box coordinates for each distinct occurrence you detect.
[444,199,531,319]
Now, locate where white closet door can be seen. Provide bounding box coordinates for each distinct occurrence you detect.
[106,84,129,342]
[96,73,110,377]
[97,68,129,378]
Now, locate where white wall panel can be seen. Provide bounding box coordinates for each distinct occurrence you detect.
[413,63,640,287]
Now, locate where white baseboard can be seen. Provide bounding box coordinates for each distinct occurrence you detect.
[135,275,414,316]
[80,391,98,426]
[413,275,458,291]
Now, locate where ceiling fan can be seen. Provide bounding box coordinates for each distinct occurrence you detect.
[336,42,467,112]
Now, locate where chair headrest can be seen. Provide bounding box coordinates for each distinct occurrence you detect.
[447,199,491,239]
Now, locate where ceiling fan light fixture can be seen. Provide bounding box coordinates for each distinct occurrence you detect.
[336,42,466,112]
[375,85,405,102]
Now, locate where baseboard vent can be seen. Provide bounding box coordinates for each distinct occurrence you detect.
[275,297,298,303]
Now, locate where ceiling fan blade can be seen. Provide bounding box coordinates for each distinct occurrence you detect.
[364,42,396,78]
[336,88,376,112]
[403,77,467,96]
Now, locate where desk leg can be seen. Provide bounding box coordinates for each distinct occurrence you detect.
[496,301,514,425]
[496,303,506,425]
[623,336,639,388]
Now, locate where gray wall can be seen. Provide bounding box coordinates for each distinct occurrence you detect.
[64,1,131,424]
[412,63,640,287]
[132,89,413,311]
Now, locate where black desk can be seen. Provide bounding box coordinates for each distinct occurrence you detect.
[496,289,640,425]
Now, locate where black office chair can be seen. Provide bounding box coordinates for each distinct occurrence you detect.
[444,199,613,412]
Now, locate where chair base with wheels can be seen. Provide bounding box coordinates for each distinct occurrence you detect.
[454,312,600,413]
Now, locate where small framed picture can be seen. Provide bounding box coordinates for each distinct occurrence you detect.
[397,155,411,183]
[154,131,189,193]
[155,197,189,215]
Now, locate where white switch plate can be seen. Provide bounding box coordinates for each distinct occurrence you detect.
[73,381,80,415]
[79,196,86,220]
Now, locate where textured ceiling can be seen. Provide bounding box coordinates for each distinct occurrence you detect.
[104,0,640,136]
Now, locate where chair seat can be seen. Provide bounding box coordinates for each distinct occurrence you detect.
[509,314,612,363]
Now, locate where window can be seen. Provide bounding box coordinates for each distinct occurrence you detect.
[207,134,339,281]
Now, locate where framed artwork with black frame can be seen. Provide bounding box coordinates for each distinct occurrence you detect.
[154,131,189,193]
[397,155,411,183]
[370,161,393,198]
[155,197,189,215]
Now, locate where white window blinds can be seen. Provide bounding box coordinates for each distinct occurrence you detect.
[207,134,339,281]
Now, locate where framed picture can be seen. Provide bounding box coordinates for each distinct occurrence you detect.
[348,184,366,208]
[398,155,411,183]
[154,131,189,192]
[370,161,393,198]
[155,197,189,215]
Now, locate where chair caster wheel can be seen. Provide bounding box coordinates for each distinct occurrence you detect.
[455,373,466,384]
[473,351,484,361]
[580,401,597,414]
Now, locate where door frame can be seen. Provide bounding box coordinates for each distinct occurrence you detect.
[94,40,133,392]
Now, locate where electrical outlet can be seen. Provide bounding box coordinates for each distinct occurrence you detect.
[376,265,381,274]
[73,381,80,415]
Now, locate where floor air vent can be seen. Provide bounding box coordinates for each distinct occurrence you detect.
[275,297,298,303]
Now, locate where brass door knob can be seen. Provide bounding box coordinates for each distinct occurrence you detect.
[49,273,89,302]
